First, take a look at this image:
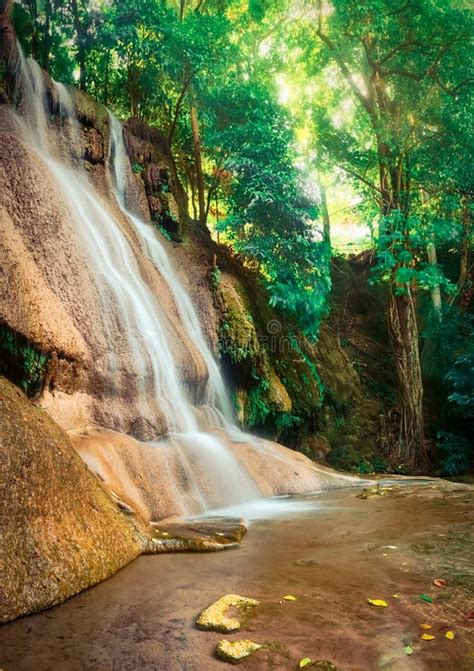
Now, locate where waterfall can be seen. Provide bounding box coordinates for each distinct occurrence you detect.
[14,49,261,513]
[108,112,234,421]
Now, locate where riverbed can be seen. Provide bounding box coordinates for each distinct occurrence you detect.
[1,483,472,671]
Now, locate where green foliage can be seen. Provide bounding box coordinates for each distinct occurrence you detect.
[328,443,388,474]
[209,265,221,289]
[158,224,172,241]
[132,161,144,174]
[213,79,331,336]
[0,325,49,396]
[275,412,301,432]
[246,380,271,427]
[446,347,474,415]
[436,431,472,477]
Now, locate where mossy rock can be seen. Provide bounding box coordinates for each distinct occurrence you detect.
[218,274,259,364]
[216,639,262,663]
[196,594,259,632]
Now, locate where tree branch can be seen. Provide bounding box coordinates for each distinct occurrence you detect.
[167,73,189,145]
[341,166,382,194]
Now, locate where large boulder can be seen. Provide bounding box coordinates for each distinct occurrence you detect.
[0,377,151,623]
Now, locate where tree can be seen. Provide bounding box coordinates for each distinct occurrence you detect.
[301,0,473,467]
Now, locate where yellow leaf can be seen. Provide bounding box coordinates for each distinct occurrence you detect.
[445,631,455,640]
[299,659,312,668]
[420,634,436,641]
[283,595,296,601]
[367,599,388,607]
[392,594,400,598]
[420,624,432,629]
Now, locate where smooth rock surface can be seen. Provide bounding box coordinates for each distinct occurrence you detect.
[0,377,151,623]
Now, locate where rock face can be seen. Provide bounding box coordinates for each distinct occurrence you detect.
[0,377,150,624]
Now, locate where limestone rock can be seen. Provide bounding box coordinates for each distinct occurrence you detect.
[0,377,151,623]
[148,518,247,553]
[216,639,262,663]
[196,594,259,632]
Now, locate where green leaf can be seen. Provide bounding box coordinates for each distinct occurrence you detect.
[419,594,433,603]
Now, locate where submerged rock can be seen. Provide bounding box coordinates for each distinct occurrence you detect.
[216,639,262,663]
[356,486,396,499]
[148,518,247,553]
[196,594,259,632]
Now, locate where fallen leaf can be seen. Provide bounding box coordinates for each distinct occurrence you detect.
[392,594,400,598]
[419,594,433,603]
[433,579,446,588]
[445,631,455,640]
[299,659,312,668]
[367,599,388,607]
[405,645,414,655]
[283,595,296,601]
[420,634,436,641]
[464,611,474,620]
[420,624,432,629]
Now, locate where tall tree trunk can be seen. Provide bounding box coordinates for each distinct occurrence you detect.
[71,0,86,90]
[458,202,471,290]
[387,286,426,467]
[427,242,442,323]
[379,148,425,467]
[42,0,51,71]
[319,181,331,246]
[31,0,39,61]
[190,102,206,226]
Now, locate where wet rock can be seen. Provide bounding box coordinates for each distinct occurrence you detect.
[215,639,262,663]
[196,594,259,632]
[356,486,396,499]
[148,518,247,553]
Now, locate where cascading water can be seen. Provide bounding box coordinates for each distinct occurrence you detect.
[108,112,233,421]
[11,48,360,518]
[14,49,261,512]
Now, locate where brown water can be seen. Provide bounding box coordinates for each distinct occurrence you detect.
[1,485,473,671]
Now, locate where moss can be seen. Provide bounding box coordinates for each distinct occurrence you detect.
[218,278,259,365]
[0,324,50,397]
[214,274,326,436]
